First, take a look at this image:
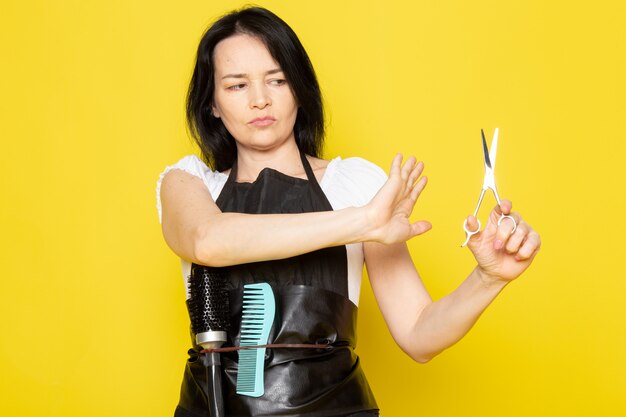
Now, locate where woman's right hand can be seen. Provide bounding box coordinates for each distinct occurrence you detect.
[364,154,432,244]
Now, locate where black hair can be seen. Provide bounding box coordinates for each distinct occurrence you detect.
[186,6,324,172]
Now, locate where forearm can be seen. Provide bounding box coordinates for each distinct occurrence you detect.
[163,155,430,266]
[195,207,371,266]
[408,267,508,362]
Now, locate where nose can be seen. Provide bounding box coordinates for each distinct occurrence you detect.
[249,82,271,109]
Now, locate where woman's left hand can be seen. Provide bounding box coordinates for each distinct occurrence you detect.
[465,200,541,282]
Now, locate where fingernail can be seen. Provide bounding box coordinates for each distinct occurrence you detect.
[494,240,503,250]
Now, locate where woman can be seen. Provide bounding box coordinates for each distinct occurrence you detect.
[156,6,541,417]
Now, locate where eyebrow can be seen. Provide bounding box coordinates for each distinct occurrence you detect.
[221,68,283,80]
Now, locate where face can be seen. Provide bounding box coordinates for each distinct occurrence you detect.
[211,34,298,154]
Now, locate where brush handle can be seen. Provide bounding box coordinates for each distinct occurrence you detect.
[202,352,225,417]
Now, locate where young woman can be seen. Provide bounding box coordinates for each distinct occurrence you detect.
[156,6,541,417]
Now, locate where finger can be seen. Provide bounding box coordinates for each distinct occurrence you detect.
[489,202,504,225]
[505,221,528,254]
[515,231,541,260]
[400,155,416,182]
[496,199,512,216]
[390,153,403,177]
[409,175,428,202]
[465,214,480,234]
[400,176,427,217]
[410,220,432,237]
[407,160,424,189]
[493,214,517,250]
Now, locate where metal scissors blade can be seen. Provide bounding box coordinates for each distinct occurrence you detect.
[482,128,499,172]
[481,129,492,169]
[489,128,498,171]
[481,128,500,203]
[461,127,516,247]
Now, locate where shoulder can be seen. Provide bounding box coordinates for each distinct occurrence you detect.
[157,155,225,193]
[155,155,228,222]
[321,156,387,209]
[159,155,216,180]
[327,156,387,178]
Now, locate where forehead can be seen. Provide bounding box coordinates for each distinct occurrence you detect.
[212,34,280,75]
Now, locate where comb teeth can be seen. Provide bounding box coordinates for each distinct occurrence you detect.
[236,283,275,397]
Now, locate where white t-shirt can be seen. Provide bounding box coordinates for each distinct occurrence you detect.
[156,154,387,306]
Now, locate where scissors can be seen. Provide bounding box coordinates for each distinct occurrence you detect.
[461,128,517,247]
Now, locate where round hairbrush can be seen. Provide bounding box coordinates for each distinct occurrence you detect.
[187,264,229,417]
[187,264,229,349]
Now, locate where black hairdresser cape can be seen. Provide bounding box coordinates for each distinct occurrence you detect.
[175,152,379,417]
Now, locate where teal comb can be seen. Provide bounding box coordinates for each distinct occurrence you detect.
[236,283,275,397]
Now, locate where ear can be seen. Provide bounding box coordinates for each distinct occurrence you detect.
[211,104,220,118]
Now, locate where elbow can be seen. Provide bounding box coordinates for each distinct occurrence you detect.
[396,325,440,364]
[410,350,443,364]
[401,344,442,364]
[192,225,228,267]
[412,354,434,364]
[405,348,433,364]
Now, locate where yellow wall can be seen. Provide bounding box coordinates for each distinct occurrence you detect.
[1,0,624,415]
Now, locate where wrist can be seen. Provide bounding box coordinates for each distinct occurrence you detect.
[474,266,509,290]
[355,205,378,242]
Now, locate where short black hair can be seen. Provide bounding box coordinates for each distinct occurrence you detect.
[186,6,324,172]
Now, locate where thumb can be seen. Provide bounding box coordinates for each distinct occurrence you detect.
[410,220,432,237]
[465,215,480,233]
[464,215,485,250]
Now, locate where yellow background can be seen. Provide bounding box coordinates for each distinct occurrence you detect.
[1,0,624,415]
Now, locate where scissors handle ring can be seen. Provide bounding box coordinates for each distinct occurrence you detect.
[497,214,517,234]
[461,218,481,247]
[461,215,516,247]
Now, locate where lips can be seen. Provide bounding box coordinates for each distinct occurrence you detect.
[249,116,276,127]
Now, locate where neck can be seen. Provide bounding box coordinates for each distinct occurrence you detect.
[234,141,306,182]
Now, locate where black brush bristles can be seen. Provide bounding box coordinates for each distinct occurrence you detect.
[187,265,229,336]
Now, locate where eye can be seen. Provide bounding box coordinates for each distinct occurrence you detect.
[269,78,287,86]
[226,83,246,91]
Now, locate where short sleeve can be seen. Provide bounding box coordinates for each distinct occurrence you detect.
[321,157,388,210]
[155,155,227,224]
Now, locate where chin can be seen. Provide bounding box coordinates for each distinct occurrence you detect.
[241,135,295,152]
